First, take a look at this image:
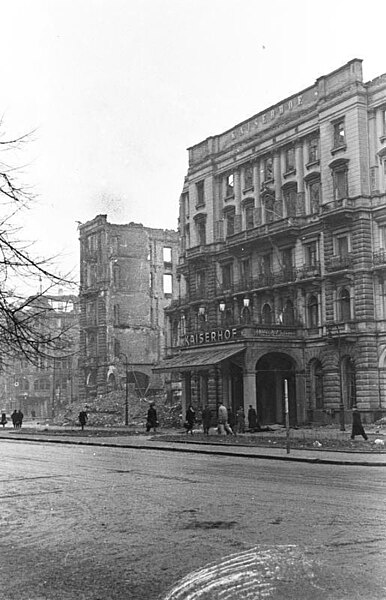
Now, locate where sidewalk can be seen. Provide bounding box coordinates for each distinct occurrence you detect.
[1,422,386,466]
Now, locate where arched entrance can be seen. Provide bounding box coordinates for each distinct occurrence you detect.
[256,353,297,426]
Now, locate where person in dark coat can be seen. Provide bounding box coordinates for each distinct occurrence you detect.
[11,410,18,429]
[146,402,158,433]
[1,412,7,428]
[185,404,196,435]
[236,407,245,433]
[78,409,88,431]
[248,405,258,431]
[201,406,212,435]
[16,409,24,429]
[351,407,368,440]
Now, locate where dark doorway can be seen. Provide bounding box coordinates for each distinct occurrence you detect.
[229,363,244,415]
[255,353,297,426]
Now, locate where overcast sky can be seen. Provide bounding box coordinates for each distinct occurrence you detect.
[1,0,385,286]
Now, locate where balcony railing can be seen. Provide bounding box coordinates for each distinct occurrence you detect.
[297,263,321,279]
[373,250,386,267]
[325,253,353,272]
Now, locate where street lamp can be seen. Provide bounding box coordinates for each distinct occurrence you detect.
[326,323,345,431]
[118,352,129,426]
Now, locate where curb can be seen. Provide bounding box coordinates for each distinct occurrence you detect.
[1,434,386,466]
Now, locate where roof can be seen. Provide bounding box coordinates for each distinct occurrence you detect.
[153,346,245,372]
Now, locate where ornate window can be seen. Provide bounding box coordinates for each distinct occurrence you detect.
[308,136,319,163]
[308,295,318,328]
[338,288,351,321]
[262,303,273,325]
[333,120,346,148]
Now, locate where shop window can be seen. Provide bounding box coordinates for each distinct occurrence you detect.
[338,288,351,321]
[308,295,318,328]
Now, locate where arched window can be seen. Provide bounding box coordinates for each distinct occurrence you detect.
[283,300,295,326]
[338,288,351,321]
[241,306,251,324]
[283,185,297,218]
[308,295,318,328]
[107,373,117,392]
[310,360,324,409]
[262,303,272,325]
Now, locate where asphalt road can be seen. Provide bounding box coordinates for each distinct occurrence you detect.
[1,440,385,600]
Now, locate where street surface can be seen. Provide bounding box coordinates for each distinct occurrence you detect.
[1,440,385,599]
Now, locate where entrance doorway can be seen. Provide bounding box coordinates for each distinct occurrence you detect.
[255,353,297,426]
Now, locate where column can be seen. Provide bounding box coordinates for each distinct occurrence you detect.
[273,151,282,216]
[243,370,256,413]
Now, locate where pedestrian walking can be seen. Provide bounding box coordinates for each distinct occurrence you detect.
[78,409,88,431]
[16,409,24,429]
[146,402,158,433]
[185,404,196,435]
[1,412,7,428]
[236,406,245,434]
[11,410,17,429]
[227,408,235,435]
[201,405,212,435]
[248,405,258,432]
[217,402,234,435]
[351,407,368,440]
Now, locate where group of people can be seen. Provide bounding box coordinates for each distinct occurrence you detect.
[11,409,24,429]
[146,401,369,441]
[182,402,261,436]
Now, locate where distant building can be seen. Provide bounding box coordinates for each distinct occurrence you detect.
[0,293,79,418]
[78,215,178,401]
[159,59,386,426]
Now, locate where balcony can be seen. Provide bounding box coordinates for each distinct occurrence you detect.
[373,250,386,267]
[297,263,321,279]
[216,268,297,296]
[325,253,353,272]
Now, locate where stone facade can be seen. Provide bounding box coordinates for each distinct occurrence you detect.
[78,215,178,401]
[0,293,79,419]
[162,59,386,427]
